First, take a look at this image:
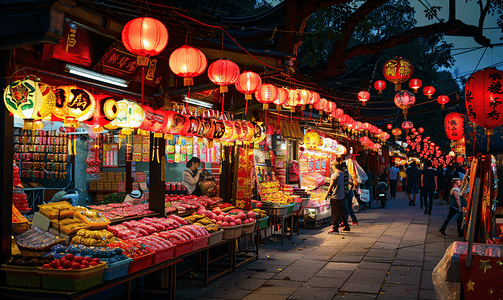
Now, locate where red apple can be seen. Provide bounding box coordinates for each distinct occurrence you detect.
[91,258,101,263]
[80,264,87,269]
[73,256,83,264]
[84,256,92,262]
[230,222,236,226]
[42,264,50,268]
[71,262,81,269]
[58,266,65,269]
[89,261,98,267]
[63,260,73,269]
[81,260,90,267]
[64,254,74,261]
[49,260,60,269]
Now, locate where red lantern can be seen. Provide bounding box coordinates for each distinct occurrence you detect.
[408,79,422,93]
[332,108,344,120]
[286,89,299,112]
[362,122,372,131]
[186,114,202,137]
[465,68,503,136]
[376,128,383,135]
[339,114,351,125]
[169,45,207,86]
[354,121,363,131]
[387,123,393,130]
[444,112,465,141]
[401,120,413,130]
[309,91,321,108]
[357,91,370,106]
[418,127,424,133]
[392,128,402,141]
[394,90,415,120]
[208,59,240,93]
[255,84,278,110]
[437,95,449,108]
[235,71,261,115]
[273,87,289,110]
[298,89,312,110]
[84,95,117,129]
[313,98,327,115]
[121,17,168,58]
[324,101,335,114]
[383,57,413,91]
[374,80,386,95]
[165,111,190,136]
[423,86,435,99]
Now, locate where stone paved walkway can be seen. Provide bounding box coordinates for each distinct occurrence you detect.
[175,190,462,300]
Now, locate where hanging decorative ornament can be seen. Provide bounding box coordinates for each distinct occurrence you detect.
[339,114,351,125]
[303,131,321,150]
[273,87,289,116]
[3,75,56,130]
[387,123,393,130]
[394,90,415,120]
[357,91,370,106]
[166,111,190,136]
[122,17,168,103]
[362,122,372,132]
[444,112,465,141]
[401,120,413,136]
[285,89,299,113]
[313,97,327,115]
[465,67,503,150]
[383,57,413,91]
[298,89,312,110]
[391,128,402,141]
[53,86,96,130]
[332,108,344,120]
[418,127,424,133]
[255,83,278,124]
[169,45,207,87]
[408,78,422,93]
[235,71,261,115]
[186,114,202,137]
[423,86,435,99]
[208,59,240,94]
[335,144,347,155]
[84,95,117,131]
[324,101,336,116]
[112,100,145,134]
[308,91,320,109]
[374,80,386,95]
[437,95,449,108]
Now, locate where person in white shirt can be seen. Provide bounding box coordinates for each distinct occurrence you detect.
[389,163,399,199]
[183,157,202,196]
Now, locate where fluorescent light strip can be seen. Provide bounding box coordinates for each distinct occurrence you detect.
[184,97,213,109]
[66,64,129,88]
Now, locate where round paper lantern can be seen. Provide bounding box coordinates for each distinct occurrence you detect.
[285,89,299,112]
[298,89,312,110]
[401,120,413,130]
[235,71,261,100]
[112,100,145,133]
[84,95,117,130]
[304,131,321,150]
[324,101,335,114]
[358,91,370,106]
[53,86,96,129]
[4,76,56,130]
[353,121,363,131]
[313,98,327,115]
[186,114,202,137]
[208,59,240,93]
[423,86,435,99]
[165,111,190,136]
[362,122,372,131]
[437,95,449,108]
[197,117,215,139]
[408,78,422,93]
[418,127,424,133]
[394,90,415,120]
[444,112,465,141]
[139,105,156,131]
[374,80,386,94]
[383,57,413,91]
[335,144,346,155]
[121,17,168,58]
[392,128,402,141]
[376,128,383,135]
[255,83,278,112]
[169,45,207,86]
[273,87,289,110]
[387,123,393,130]
[339,114,351,125]
[332,108,344,120]
[309,91,320,108]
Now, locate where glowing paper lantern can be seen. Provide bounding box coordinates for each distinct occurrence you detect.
[362,122,372,131]
[394,90,415,120]
[401,120,413,130]
[304,131,321,150]
[437,95,449,109]
[358,91,370,106]
[324,101,335,115]
[255,84,278,110]
[112,100,145,134]
[444,112,465,141]
[208,59,240,93]
[423,86,435,99]
[84,95,117,130]
[418,127,424,133]
[53,86,96,129]
[392,128,402,141]
[285,89,299,112]
[313,98,327,115]
[383,57,413,91]
[298,89,312,110]
[121,17,168,58]
[273,87,289,110]
[3,75,55,130]
[166,111,190,136]
[309,91,320,108]
[332,108,344,120]
[339,114,351,125]
[374,80,386,94]
[235,71,261,114]
[169,45,207,86]
[408,78,422,93]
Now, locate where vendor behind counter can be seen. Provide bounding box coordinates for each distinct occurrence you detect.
[183,157,202,196]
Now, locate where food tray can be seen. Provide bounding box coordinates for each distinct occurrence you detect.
[51,220,90,236]
[192,235,210,251]
[152,247,174,265]
[76,212,111,230]
[242,220,257,235]
[258,216,269,230]
[38,202,76,220]
[38,263,106,291]
[1,265,41,288]
[222,224,243,240]
[262,206,289,217]
[208,230,224,246]
[173,240,193,257]
[127,252,154,274]
[102,258,132,281]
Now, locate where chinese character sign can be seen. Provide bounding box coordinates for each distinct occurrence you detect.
[444,112,465,141]
[465,68,503,134]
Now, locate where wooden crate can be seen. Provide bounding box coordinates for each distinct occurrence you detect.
[103,181,112,191]
[88,181,97,191]
[96,181,104,191]
[115,173,123,182]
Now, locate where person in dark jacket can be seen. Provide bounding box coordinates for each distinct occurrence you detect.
[421,160,438,215]
[436,166,445,204]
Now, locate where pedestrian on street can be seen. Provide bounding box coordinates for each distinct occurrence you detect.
[406,161,421,206]
[389,163,399,199]
[345,169,359,225]
[325,161,349,234]
[419,164,426,209]
[421,160,438,215]
[400,164,408,197]
[439,177,467,237]
[436,166,445,204]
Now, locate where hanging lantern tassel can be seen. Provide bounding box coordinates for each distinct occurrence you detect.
[378,90,382,95]
[395,83,401,91]
[441,104,445,109]
[73,135,77,156]
[220,86,228,94]
[245,94,252,115]
[151,137,156,161]
[68,135,72,156]
[221,94,225,118]
[263,103,269,125]
[486,128,494,152]
[403,108,408,120]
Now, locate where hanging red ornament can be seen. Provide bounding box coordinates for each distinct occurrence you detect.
[121,17,168,58]
[324,101,336,115]
[309,91,320,108]
[383,57,413,91]
[418,127,424,133]
[286,89,299,112]
[208,59,240,94]
[362,122,372,131]
[394,90,415,120]
[169,45,207,86]
[255,83,278,110]
[235,71,261,115]
[273,87,289,110]
[298,89,312,110]
[401,120,413,136]
[392,128,402,141]
[313,97,327,115]
[374,80,386,95]
[387,123,393,130]
[423,86,435,99]
[408,78,422,93]
[437,95,449,108]
[357,91,370,106]
[332,108,344,120]
[444,112,465,141]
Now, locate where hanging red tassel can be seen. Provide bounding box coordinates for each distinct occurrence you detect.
[245,100,248,115]
[221,94,225,118]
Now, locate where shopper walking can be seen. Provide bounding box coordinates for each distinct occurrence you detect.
[421,160,438,215]
[439,177,466,237]
[325,161,349,234]
[436,166,445,204]
[345,168,359,225]
[406,161,421,206]
[400,165,408,197]
[389,163,399,199]
[419,165,426,209]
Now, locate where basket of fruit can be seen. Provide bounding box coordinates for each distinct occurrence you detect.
[39,254,106,291]
[1,254,45,288]
[221,224,243,240]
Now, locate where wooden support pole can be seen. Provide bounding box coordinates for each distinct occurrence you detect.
[149,132,166,216]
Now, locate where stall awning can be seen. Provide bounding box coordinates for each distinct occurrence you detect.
[261,112,303,140]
